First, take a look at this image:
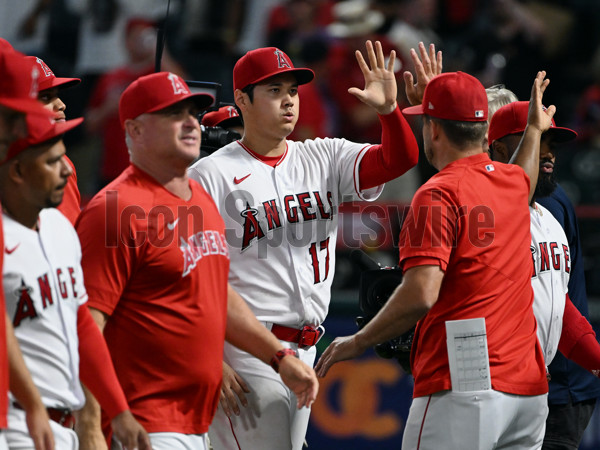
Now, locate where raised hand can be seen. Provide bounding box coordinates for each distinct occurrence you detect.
[403,42,443,106]
[349,40,398,115]
[527,70,555,135]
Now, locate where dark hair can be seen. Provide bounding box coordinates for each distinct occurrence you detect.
[241,84,255,102]
[425,116,488,149]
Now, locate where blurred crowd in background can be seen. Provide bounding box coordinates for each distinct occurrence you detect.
[2,0,600,295]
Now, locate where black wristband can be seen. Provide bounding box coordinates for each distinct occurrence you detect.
[270,348,297,373]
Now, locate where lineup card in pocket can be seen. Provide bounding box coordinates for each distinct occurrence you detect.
[445,318,491,392]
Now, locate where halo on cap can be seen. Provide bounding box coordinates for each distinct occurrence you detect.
[26,56,81,92]
[4,115,83,162]
[119,72,214,128]
[233,47,314,92]
[327,0,384,39]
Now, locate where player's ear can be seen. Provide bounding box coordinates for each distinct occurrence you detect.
[491,140,509,163]
[234,89,248,111]
[5,158,24,185]
[124,118,142,140]
[428,118,441,141]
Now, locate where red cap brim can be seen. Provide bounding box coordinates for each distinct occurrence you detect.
[402,104,425,116]
[236,68,314,91]
[0,97,53,116]
[4,117,83,162]
[145,92,214,115]
[546,126,577,143]
[40,76,81,92]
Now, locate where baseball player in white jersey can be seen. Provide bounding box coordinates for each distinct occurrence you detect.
[3,205,85,449]
[0,114,150,450]
[530,202,569,365]
[188,40,431,449]
[489,100,600,374]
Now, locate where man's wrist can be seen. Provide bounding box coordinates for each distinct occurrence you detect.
[270,348,297,373]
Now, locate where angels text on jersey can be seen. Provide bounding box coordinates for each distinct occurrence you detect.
[180,229,229,277]
[10,266,80,327]
[531,241,570,278]
[224,189,335,252]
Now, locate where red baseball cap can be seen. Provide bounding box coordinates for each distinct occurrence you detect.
[403,72,488,122]
[0,38,14,52]
[202,105,243,128]
[26,56,80,92]
[0,50,53,116]
[4,114,83,162]
[233,47,314,91]
[119,72,214,128]
[488,101,577,145]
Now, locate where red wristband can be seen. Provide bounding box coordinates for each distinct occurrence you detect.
[270,348,297,373]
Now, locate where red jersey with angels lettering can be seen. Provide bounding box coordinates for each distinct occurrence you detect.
[399,153,547,398]
[76,164,229,434]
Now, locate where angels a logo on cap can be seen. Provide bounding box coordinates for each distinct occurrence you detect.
[168,72,190,96]
[226,106,238,118]
[29,66,39,99]
[274,49,292,69]
[35,58,53,78]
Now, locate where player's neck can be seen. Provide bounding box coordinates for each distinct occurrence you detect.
[2,200,39,230]
[131,158,192,200]
[240,134,287,158]
[435,146,484,171]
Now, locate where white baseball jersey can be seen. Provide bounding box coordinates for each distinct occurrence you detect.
[530,203,570,365]
[3,209,87,410]
[188,138,383,327]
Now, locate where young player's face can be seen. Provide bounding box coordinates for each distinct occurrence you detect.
[19,139,73,209]
[38,88,66,122]
[139,99,202,165]
[248,73,299,139]
[0,106,27,160]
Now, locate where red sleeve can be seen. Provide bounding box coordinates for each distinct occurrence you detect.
[558,294,600,375]
[398,185,457,269]
[358,106,419,189]
[75,192,136,315]
[77,305,128,419]
[401,256,447,273]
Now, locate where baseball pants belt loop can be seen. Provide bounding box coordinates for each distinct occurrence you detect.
[12,402,75,429]
[271,324,324,348]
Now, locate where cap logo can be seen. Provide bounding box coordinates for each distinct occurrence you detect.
[226,106,238,117]
[35,57,53,78]
[167,72,190,96]
[29,66,39,99]
[428,102,434,110]
[274,49,292,69]
[475,110,484,118]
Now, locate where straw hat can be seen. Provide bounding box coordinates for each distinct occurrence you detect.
[327,0,384,38]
